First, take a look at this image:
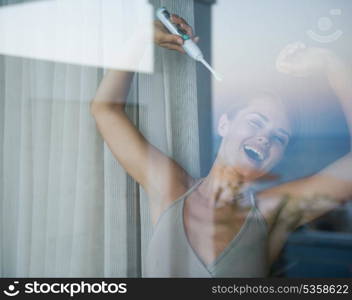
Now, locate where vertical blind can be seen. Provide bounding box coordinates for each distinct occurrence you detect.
[0,0,202,277]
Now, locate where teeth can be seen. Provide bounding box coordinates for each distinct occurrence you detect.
[244,145,264,161]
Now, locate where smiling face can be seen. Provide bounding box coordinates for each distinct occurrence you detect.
[217,96,292,181]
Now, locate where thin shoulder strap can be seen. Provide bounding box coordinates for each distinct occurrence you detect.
[245,188,271,230]
[183,178,203,198]
[152,178,204,230]
[173,177,203,204]
[248,188,258,209]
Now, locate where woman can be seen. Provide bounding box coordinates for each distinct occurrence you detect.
[91,15,352,277]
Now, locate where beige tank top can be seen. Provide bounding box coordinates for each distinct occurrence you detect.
[143,179,269,277]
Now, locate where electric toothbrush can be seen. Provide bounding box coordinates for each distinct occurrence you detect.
[156,7,222,81]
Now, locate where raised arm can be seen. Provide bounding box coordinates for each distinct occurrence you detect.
[255,44,352,263]
[325,52,352,143]
[91,17,197,223]
[276,43,352,143]
[260,43,352,232]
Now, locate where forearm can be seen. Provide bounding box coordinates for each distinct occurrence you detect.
[325,53,352,144]
[91,70,135,113]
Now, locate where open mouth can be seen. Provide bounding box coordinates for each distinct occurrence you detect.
[243,145,265,163]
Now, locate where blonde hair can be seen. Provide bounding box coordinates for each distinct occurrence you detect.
[226,90,286,120]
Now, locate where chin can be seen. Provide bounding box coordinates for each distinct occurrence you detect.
[232,164,266,182]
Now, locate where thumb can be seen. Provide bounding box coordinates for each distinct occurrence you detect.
[276,61,293,73]
[192,36,200,43]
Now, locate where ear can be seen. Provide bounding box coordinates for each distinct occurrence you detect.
[218,114,230,137]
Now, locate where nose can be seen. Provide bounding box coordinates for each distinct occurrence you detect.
[256,136,270,146]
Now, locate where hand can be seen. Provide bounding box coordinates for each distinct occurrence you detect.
[276,42,331,77]
[154,14,199,54]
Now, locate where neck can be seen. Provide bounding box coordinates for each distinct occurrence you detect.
[198,159,252,208]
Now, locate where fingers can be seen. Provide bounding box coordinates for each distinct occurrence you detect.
[170,15,200,43]
[158,32,185,54]
[159,42,186,54]
[171,14,194,37]
[276,61,292,74]
[154,14,199,54]
[286,42,306,54]
[256,172,280,181]
[214,187,223,208]
[277,61,303,76]
[276,41,306,74]
[162,33,184,45]
[193,36,200,43]
[279,42,306,61]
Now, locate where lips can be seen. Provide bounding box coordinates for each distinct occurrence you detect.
[243,144,266,164]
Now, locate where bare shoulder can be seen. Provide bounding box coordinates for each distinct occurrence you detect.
[162,174,197,205]
[254,192,278,230]
[255,188,289,232]
[148,172,196,225]
[255,169,352,233]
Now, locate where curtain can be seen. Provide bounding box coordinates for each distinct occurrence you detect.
[0,0,201,277]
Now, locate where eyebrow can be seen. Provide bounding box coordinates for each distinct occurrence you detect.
[277,128,291,139]
[251,112,269,122]
[250,112,291,139]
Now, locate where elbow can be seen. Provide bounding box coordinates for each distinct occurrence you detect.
[89,99,112,119]
[90,99,125,118]
[90,99,100,118]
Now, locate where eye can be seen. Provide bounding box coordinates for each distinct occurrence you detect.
[248,119,263,128]
[273,135,286,145]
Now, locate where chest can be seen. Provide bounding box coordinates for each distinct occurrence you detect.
[183,198,252,266]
